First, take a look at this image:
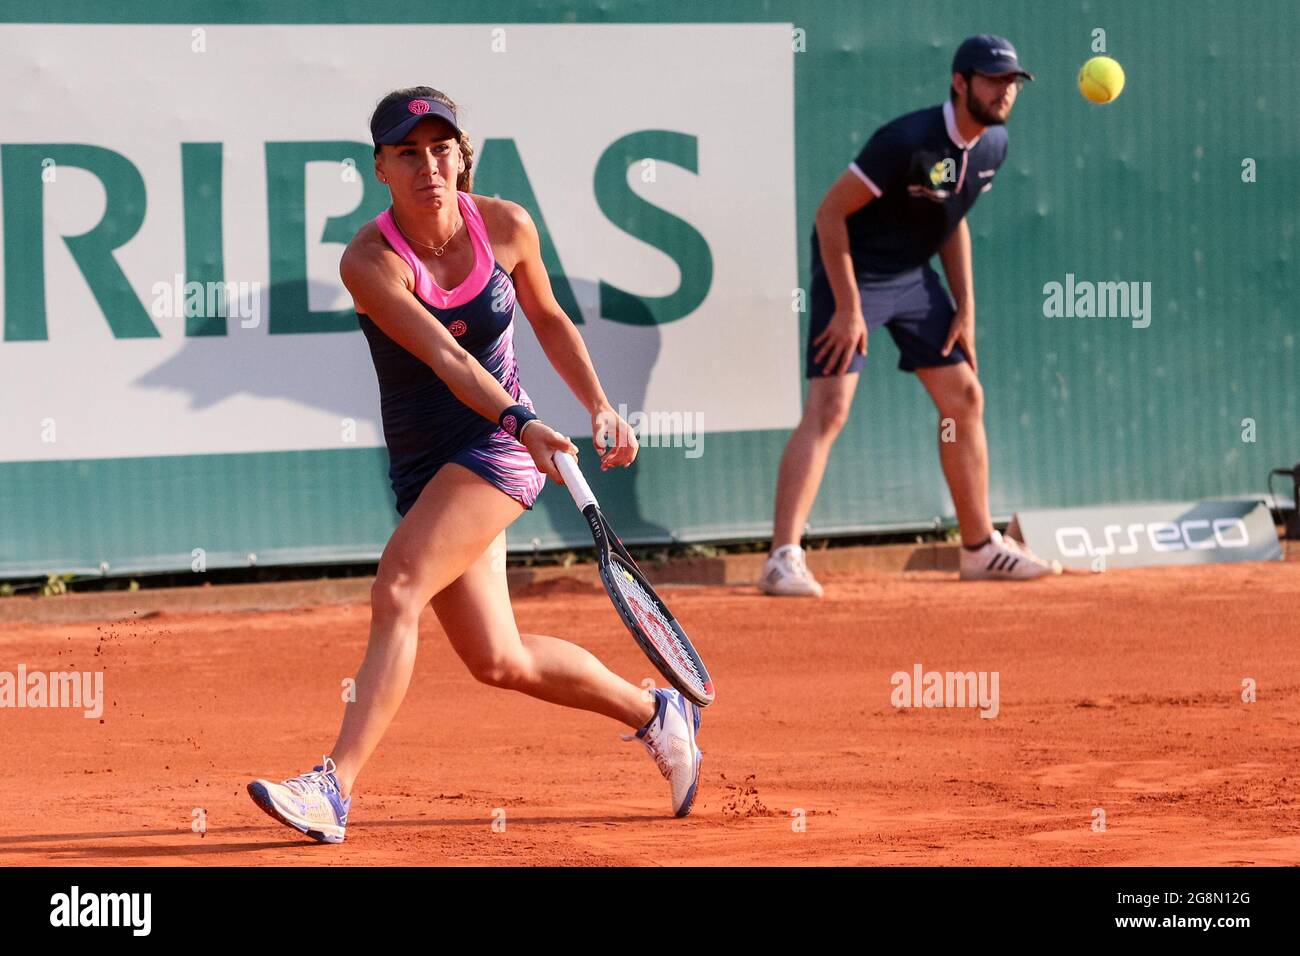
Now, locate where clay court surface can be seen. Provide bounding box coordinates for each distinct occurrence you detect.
[1,559,1297,866]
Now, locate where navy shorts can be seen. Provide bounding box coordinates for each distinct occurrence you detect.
[805,265,967,377]
[393,426,546,518]
[390,388,545,518]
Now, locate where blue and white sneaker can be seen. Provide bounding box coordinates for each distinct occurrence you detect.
[247,756,351,844]
[624,688,703,818]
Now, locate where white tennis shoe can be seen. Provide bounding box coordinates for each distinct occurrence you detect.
[624,688,702,817]
[759,544,824,597]
[960,530,1062,581]
[247,756,351,844]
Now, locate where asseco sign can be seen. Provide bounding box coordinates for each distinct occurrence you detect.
[1055,518,1250,558]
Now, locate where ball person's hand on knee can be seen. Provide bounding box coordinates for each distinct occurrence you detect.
[812,308,868,376]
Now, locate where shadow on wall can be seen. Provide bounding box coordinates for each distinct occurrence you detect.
[131,279,391,499]
[129,276,677,543]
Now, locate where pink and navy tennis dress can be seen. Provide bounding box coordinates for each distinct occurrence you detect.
[357,192,545,517]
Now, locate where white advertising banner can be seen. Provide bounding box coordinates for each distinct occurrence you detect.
[0,23,800,463]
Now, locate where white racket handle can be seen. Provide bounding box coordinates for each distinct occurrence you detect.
[553,451,598,511]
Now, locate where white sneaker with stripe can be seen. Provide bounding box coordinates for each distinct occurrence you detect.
[959,530,1062,581]
[759,544,824,597]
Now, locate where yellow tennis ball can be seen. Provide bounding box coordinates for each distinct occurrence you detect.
[1078,55,1125,104]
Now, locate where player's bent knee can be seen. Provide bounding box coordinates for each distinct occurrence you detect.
[370,574,428,628]
[468,652,530,689]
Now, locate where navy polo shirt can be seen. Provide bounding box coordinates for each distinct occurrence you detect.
[812,100,1008,279]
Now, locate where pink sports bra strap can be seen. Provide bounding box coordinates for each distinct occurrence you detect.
[374,191,494,310]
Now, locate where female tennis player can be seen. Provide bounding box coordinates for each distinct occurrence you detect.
[247,87,703,842]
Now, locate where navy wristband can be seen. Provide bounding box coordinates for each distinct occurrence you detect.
[498,404,538,440]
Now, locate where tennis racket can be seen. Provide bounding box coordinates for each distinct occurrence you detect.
[552,451,715,707]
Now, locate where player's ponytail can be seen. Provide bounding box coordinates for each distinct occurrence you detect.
[455,131,474,193]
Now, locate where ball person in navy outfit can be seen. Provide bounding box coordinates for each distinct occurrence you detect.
[762,36,1062,596]
[246,88,705,840]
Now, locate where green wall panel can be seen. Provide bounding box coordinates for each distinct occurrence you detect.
[1,1,1295,576]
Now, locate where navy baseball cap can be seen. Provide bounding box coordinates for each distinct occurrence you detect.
[371,95,461,147]
[952,35,1035,80]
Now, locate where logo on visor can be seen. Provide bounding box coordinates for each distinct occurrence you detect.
[408,99,431,115]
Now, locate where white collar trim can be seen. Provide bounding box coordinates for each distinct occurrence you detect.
[943,99,982,149]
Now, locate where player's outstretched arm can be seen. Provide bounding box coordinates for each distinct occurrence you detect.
[340,236,522,429]
[507,203,638,469]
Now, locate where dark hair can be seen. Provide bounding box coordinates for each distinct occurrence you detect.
[950,69,973,103]
[370,86,474,192]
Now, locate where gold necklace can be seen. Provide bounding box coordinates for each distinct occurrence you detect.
[393,211,463,257]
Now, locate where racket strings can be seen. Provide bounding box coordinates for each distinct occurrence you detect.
[613,568,704,690]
